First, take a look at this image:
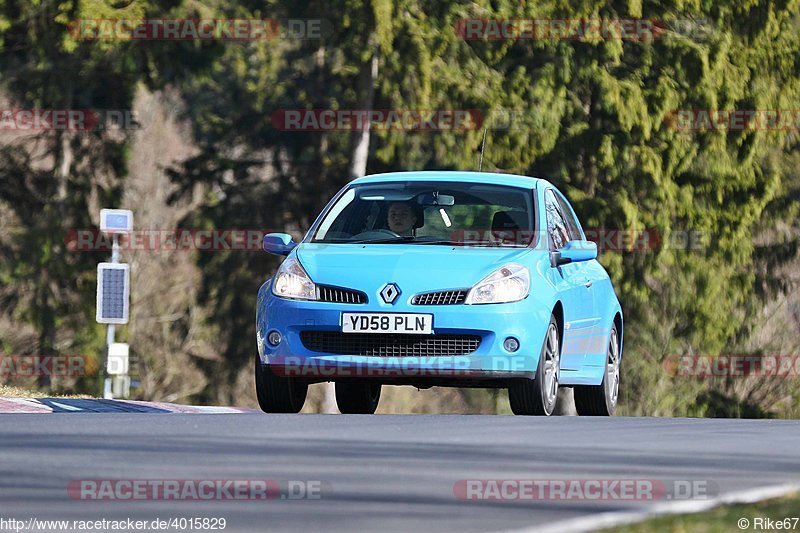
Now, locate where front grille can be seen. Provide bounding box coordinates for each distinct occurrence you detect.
[412,289,468,305]
[300,331,481,356]
[317,285,367,304]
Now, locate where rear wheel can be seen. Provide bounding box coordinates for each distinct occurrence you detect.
[574,324,620,416]
[509,315,560,416]
[335,381,382,414]
[255,357,308,413]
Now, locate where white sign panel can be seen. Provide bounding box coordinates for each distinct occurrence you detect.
[100,208,133,234]
[107,342,130,375]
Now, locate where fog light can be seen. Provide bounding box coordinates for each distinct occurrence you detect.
[503,337,520,352]
[267,331,282,347]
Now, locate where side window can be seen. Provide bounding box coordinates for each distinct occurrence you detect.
[555,194,583,241]
[545,190,569,250]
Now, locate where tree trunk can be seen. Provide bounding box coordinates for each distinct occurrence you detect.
[347,52,378,180]
[36,129,74,389]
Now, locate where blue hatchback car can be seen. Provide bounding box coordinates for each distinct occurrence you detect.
[256,171,623,416]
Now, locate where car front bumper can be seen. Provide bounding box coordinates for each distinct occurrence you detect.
[256,281,552,384]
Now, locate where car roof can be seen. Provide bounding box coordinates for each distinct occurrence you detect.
[350,171,548,190]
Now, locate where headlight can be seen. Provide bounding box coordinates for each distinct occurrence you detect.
[465,263,530,304]
[271,256,317,300]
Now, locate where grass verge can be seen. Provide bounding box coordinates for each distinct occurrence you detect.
[604,492,800,533]
[0,384,90,398]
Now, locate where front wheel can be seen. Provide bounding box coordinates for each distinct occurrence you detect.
[255,357,308,413]
[574,323,620,416]
[508,315,560,416]
[335,381,381,414]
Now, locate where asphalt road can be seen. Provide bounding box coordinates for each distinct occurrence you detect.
[1,414,799,532]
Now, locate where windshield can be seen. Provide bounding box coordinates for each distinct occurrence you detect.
[311,181,535,247]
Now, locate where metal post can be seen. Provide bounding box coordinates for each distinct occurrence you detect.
[97,208,133,399]
[103,233,120,399]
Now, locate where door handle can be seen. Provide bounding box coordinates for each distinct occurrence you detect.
[584,280,592,288]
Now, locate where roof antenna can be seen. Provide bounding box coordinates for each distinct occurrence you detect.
[478,127,487,172]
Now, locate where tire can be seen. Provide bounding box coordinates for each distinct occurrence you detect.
[335,381,382,414]
[574,323,620,416]
[509,315,560,416]
[255,357,308,413]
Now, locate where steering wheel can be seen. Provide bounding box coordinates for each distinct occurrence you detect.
[352,228,403,240]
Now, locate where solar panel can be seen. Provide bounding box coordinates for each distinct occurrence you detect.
[96,263,130,324]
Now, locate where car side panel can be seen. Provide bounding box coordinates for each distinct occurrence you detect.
[542,186,623,386]
[578,261,622,383]
[548,262,590,370]
[558,264,620,385]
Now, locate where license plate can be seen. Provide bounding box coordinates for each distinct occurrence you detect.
[342,313,433,334]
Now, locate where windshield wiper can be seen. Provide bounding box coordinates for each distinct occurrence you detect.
[416,240,468,246]
[347,236,418,244]
[417,240,528,247]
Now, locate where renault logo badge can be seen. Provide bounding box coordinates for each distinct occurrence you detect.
[380,283,400,304]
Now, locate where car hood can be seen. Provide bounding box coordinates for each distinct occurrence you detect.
[296,243,534,295]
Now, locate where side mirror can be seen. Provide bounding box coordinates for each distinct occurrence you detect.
[551,240,597,267]
[263,233,297,256]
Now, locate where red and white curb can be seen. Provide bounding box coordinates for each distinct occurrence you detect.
[0,397,256,414]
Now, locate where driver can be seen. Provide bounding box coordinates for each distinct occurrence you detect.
[387,202,418,236]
